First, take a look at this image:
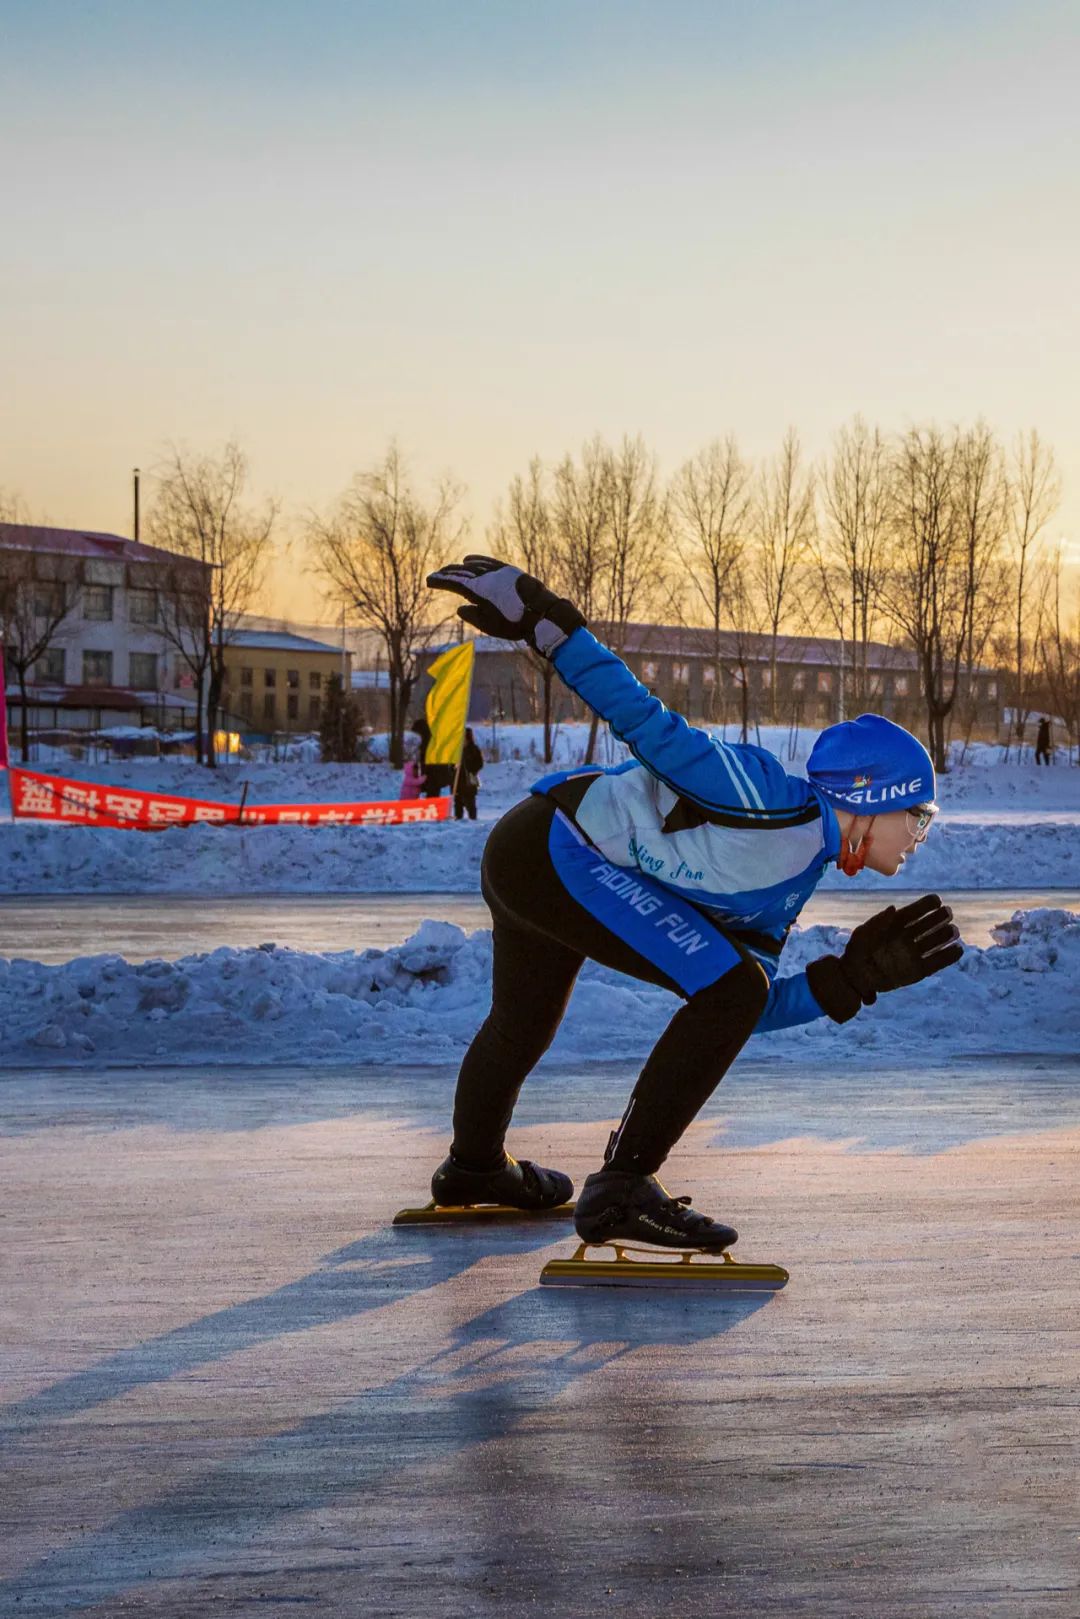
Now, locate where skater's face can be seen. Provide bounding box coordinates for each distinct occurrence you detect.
[857,808,928,875]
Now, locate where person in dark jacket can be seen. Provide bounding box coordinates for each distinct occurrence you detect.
[1035,716,1052,765]
[411,715,453,797]
[454,729,484,820]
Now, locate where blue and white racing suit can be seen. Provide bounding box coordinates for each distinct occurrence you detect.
[531,628,843,1033]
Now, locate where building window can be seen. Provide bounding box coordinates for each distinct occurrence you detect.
[129,652,158,690]
[817,670,833,693]
[792,670,806,691]
[35,647,65,683]
[33,582,66,619]
[986,680,997,700]
[287,668,300,690]
[263,692,276,722]
[83,649,113,686]
[239,691,253,719]
[83,585,113,622]
[702,665,716,686]
[309,696,321,724]
[894,676,909,698]
[309,670,321,691]
[240,666,253,687]
[287,693,299,721]
[760,668,772,689]
[672,662,690,685]
[128,588,158,625]
[264,667,276,688]
[641,660,659,685]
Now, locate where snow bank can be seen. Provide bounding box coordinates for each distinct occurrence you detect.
[1,726,1077,896]
[0,813,1077,896]
[2,909,1078,1070]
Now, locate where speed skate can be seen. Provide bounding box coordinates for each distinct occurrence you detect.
[393,1199,575,1226]
[539,1239,789,1290]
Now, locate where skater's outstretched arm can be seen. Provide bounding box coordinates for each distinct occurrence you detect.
[548,627,810,821]
[426,555,809,823]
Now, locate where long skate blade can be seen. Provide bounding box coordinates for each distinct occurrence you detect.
[393,1200,576,1226]
[539,1241,788,1290]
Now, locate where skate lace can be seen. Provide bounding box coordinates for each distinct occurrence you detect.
[659,1192,714,1234]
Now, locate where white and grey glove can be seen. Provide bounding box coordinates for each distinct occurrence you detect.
[426,554,585,657]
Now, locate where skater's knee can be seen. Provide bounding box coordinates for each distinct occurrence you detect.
[691,957,770,1019]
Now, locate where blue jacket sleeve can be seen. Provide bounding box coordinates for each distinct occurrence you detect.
[754,970,829,1033]
[550,628,809,822]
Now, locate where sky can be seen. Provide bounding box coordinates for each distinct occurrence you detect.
[2,0,1078,620]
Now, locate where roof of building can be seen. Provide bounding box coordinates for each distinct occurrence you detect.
[228,629,346,656]
[423,625,924,670]
[0,523,208,571]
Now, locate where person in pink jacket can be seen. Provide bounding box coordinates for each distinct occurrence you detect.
[400,758,426,800]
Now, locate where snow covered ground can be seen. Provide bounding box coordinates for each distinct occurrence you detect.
[2,808,1078,895]
[0,724,1078,896]
[2,908,1077,1070]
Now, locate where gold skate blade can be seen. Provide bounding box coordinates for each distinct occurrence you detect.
[393,1199,576,1226]
[539,1241,789,1290]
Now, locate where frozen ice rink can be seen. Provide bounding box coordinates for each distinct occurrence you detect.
[1,1056,1077,1617]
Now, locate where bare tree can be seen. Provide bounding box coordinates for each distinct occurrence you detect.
[0,512,82,764]
[670,436,755,733]
[1040,546,1080,760]
[491,458,564,763]
[953,423,1009,750]
[603,435,667,650]
[147,443,276,767]
[1008,429,1060,739]
[551,437,611,762]
[813,418,890,716]
[754,428,817,721]
[308,446,462,767]
[880,425,1006,771]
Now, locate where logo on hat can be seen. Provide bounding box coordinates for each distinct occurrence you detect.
[853,773,872,788]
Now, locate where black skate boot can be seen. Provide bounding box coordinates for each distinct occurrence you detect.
[573,1168,738,1251]
[431,1151,573,1212]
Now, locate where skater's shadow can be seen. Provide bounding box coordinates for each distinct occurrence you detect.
[0,1221,557,1438]
[0,1250,770,1613]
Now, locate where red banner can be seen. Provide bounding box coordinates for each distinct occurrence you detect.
[8,770,453,831]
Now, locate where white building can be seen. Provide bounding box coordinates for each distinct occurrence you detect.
[1,523,206,735]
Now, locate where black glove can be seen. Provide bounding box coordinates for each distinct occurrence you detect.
[806,893,963,1024]
[426,555,585,658]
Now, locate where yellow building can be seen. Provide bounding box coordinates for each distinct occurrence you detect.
[222,630,351,735]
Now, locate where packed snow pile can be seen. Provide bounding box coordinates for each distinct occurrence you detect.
[0,811,1076,895]
[2,909,1077,1069]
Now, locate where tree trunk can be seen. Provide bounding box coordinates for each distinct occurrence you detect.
[194,670,206,765]
[542,664,554,763]
[583,708,601,765]
[205,669,224,768]
[18,669,29,763]
[387,668,406,769]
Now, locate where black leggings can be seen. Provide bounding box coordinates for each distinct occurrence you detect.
[450,795,769,1176]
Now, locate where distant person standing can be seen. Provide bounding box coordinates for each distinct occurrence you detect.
[1035,716,1052,766]
[411,715,453,798]
[454,728,484,821]
[400,757,426,799]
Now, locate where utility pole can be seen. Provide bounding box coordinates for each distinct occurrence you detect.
[133,468,140,542]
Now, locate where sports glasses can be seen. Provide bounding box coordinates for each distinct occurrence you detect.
[905,802,938,842]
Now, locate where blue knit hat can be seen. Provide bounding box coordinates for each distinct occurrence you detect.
[807,713,935,813]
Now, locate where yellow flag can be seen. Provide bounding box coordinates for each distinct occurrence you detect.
[424,641,475,766]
